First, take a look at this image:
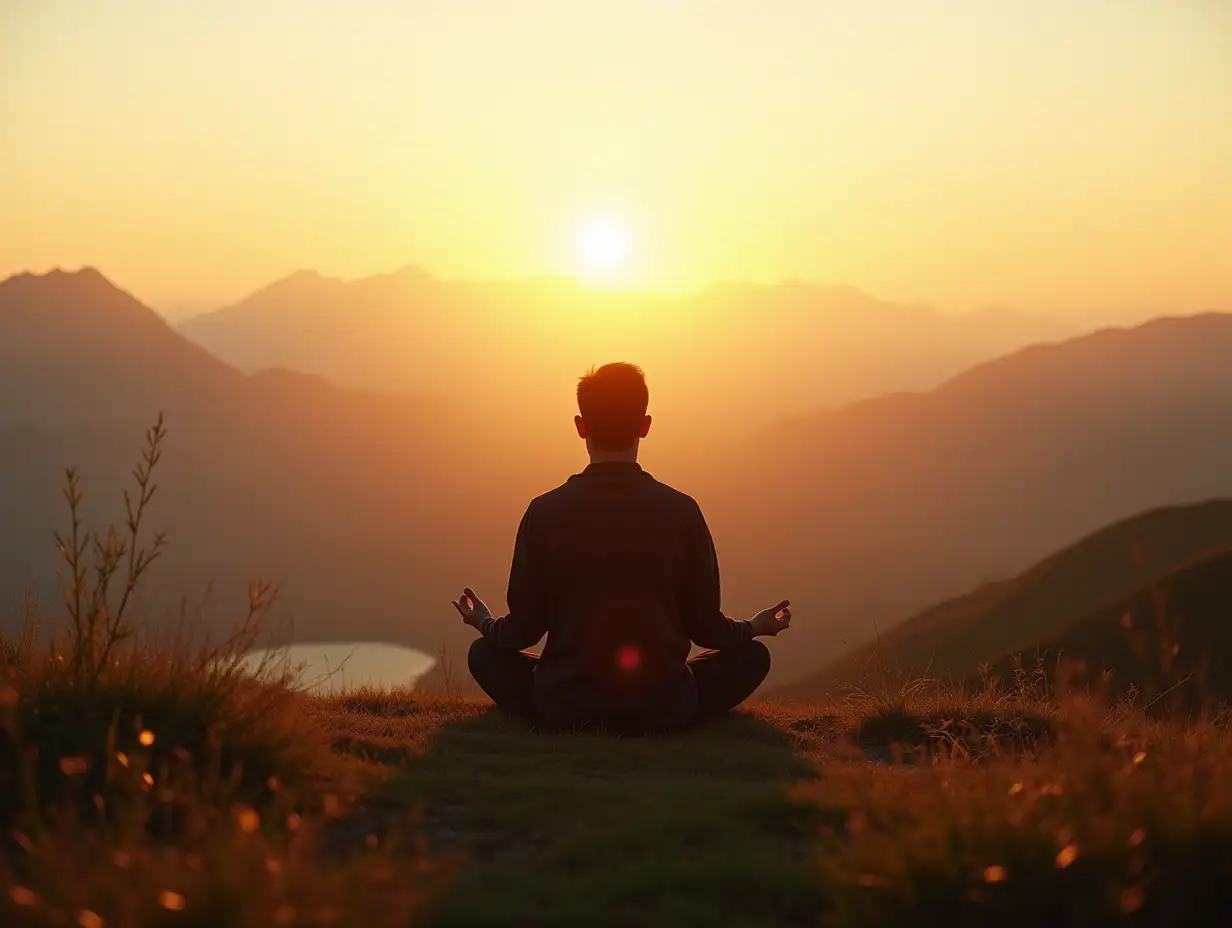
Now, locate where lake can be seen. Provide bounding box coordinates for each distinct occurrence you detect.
[242,641,436,692]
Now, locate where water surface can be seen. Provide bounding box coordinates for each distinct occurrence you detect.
[243,641,436,692]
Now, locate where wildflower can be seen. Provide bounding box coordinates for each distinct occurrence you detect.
[158,891,186,911]
[1056,844,1079,868]
[1121,885,1144,913]
[237,808,260,834]
[1129,828,1146,848]
[60,756,90,776]
[138,729,155,747]
[983,865,1007,884]
[10,885,39,906]
[77,909,105,928]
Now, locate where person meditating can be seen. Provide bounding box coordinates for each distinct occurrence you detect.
[452,362,792,732]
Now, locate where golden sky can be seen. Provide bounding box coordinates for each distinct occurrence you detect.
[2,0,1230,319]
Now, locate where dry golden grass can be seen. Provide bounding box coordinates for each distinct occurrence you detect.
[5,421,1232,925]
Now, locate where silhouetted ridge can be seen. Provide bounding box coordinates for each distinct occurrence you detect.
[934,313,1232,403]
[0,268,241,428]
[780,500,1232,698]
[177,268,1074,418]
[2,266,161,327]
[233,269,349,310]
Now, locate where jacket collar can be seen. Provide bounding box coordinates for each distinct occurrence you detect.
[581,460,644,476]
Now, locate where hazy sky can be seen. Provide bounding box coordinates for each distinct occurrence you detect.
[2,0,1230,319]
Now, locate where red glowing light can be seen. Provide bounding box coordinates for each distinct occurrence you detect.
[617,646,641,672]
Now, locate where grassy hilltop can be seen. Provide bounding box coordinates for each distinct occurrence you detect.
[6,630,1232,927]
[5,430,1232,925]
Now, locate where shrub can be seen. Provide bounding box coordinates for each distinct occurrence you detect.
[0,418,438,925]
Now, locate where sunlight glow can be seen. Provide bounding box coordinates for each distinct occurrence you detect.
[575,217,632,282]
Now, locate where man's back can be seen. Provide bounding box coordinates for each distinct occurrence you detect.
[481,461,754,728]
[534,462,701,725]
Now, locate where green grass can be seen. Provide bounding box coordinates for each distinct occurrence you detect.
[324,695,825,927]
[8,641,1232,925]
[309,684,1232,927]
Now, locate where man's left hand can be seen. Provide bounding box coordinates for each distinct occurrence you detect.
[750,600,792,637]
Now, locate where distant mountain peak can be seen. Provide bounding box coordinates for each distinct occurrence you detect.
[0,266,156,326]
[2,265,117,295]
[252,265,440,298]
[232,269,347,306]
[286,268,326,282]
[389,264,436,281]
[0,264,241,426]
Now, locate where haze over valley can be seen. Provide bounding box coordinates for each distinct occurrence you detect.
[4,266,1231,687]
[3,0,1231,690]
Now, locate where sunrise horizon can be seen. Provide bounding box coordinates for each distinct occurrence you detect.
[6,1,1230,323]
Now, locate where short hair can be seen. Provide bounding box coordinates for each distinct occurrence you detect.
[576,363,649,451]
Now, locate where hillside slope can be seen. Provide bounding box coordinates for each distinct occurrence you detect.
[777,500,1232,699]
[985,548,1232,708]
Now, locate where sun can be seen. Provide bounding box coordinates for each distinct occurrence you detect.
[574,216,632,281]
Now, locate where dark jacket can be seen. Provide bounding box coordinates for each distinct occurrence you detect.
[479,461,752,727]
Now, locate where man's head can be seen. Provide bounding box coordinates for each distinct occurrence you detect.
[575,363,652,458]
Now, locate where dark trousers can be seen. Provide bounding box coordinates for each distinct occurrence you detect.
[467,637,771,728]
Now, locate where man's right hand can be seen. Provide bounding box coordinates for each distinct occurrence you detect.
[750,600,792,637]
[452,587,493,630]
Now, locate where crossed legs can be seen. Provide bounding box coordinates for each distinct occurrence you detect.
[467,638,771,727]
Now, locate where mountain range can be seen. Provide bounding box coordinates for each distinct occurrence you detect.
[179,267,1076,433]
[3,267,1231,687]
